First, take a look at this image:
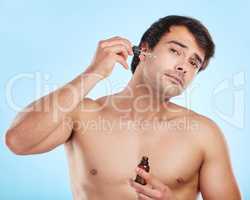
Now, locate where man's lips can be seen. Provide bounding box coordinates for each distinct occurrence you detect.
[164,73,184,87]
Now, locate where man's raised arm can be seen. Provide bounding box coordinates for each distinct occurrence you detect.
[5,36,133,155]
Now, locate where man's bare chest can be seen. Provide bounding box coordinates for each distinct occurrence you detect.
[69,116,203,189]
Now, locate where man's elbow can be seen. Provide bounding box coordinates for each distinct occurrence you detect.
[235,187,242,200]
[5,129,30,155]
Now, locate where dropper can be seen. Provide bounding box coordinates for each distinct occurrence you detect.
[132,45,157,59]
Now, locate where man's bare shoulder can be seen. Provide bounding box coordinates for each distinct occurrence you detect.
[71,97,105,120]
[170,103,223,134]
[95,95,112,107]
[169,103,227,149]
[187,111,229,158]
[192,113,224,138]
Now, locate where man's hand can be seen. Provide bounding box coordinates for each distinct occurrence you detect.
[86,36,133,79]
[129,167,175,200]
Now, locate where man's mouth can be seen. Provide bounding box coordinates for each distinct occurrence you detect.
[164,73,184,87]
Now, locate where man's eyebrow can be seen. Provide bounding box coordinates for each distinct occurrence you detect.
[166,40,204,64]
[166,40,188,48]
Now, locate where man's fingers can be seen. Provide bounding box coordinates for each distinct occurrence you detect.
[135,167,167,192]
[104,44,129,59]
[105,40,133,55]
[114,55,129,69]
[129,178,163,199]
[137,193,153,200]
[100,36,133,55]
[103,45,129,69]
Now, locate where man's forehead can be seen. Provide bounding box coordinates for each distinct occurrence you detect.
[160,25,205,59]
[162,26,197,43]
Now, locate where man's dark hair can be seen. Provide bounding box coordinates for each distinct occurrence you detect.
[131,15,215,74]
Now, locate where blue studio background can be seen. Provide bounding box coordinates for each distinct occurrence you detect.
[0,0,249,199]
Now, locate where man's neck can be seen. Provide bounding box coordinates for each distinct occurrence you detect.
[115,66,170,120]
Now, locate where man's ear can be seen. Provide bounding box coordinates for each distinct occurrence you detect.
[140,42,149,52]
[138,42,149,61]
[139,54,145,61]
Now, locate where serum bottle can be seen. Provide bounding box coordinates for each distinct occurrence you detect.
[134,156,150,185]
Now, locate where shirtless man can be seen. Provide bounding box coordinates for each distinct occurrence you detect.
[5,15,241,200]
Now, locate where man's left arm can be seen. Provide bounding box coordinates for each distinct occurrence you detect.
[199,118,241,200]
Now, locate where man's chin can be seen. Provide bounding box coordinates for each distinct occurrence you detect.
[161,86,183,99]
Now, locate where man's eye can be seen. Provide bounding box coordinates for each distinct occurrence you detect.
[190,61,199,69]
[169,48,180,56]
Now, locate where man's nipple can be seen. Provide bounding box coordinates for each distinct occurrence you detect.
[89,168,98,176]
[176,177,185,184]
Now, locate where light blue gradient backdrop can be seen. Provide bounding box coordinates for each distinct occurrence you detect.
[0,0,249,199]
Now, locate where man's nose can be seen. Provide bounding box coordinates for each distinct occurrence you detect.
[175,64,187,74]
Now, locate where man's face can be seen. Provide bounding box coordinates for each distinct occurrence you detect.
[141,25,205,100]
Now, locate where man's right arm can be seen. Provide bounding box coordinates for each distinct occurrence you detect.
[5,36,133,155]
[5,70,103,155]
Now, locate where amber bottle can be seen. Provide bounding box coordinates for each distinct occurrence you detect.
[134,156,150,185]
